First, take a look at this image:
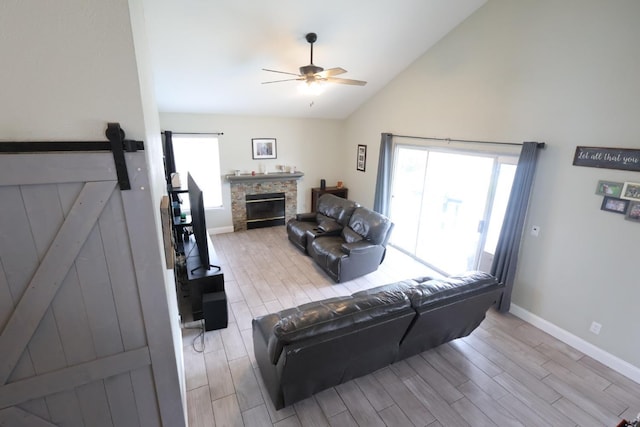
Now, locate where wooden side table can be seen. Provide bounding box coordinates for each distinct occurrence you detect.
[311,187,348,212]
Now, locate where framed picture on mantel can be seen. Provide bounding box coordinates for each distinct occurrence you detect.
[252,138,277,159]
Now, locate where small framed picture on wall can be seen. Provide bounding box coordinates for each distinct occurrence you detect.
[626,201,640,222]
[595,180,623,197]
[600,196,629,214]
[357,144,367,172]
[252,138,277,159]
[620,181,640,201]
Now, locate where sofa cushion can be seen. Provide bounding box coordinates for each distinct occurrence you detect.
[352,280,416,297]
[408,271,500,311]
[316,194,359,226]
[347,207,393,245]
[341,227,364,243]
[266,288,412,364]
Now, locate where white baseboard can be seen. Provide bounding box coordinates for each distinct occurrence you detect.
[510,304,640,384]
[208,226,234,235]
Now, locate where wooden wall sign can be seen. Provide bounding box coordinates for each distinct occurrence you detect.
[573,146,640,172]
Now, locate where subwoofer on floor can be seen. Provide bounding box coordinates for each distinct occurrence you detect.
[202,291,228,331]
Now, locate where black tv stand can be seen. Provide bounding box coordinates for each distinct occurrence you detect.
[190,263,221,275]
[181,234,226,330]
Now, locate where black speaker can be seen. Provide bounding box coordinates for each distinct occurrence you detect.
[202,291,228,331]
[320,179,326,190]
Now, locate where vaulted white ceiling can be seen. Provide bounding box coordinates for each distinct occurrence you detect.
[142,0,486,119]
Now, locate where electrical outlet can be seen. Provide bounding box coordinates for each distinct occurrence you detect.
[589,321,602,335]
[531,226,540,237]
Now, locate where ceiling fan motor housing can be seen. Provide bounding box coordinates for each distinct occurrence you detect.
[299,64,324,76]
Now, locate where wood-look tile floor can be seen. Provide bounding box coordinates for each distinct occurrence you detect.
[181,226,640,426]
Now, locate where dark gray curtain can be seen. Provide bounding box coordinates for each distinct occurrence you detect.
[373,133,393,215]
[491,141,542,312]
[163,130,176,186]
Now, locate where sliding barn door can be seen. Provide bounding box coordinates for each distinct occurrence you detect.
[0,150,185,426]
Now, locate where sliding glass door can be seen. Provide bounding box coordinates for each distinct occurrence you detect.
[389,145,516,275]
[477,162,517,271]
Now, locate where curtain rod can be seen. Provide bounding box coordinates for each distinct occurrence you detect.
[161,131,224,136]
[391,134,545,149]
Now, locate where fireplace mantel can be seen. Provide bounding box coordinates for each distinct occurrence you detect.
[225,172,304,183]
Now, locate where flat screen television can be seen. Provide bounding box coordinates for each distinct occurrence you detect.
[187,173,220,273]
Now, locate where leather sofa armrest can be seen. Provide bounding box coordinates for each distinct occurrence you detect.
[253,313,284,365]
[295,212,316,221]
[341,241,379,255]
[317,219,342,234]
[305,229,324,241]
[305,220,343,241]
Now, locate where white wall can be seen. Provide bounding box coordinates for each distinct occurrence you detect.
[127,0,188,422]
[160,113,345,229]
[344,0,640,373]
[0,1,146,140]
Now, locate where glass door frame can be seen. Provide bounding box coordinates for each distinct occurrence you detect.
[476,156,518,271]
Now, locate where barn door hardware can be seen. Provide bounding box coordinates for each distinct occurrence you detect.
[105,122,145,190]
[0,123,144,192]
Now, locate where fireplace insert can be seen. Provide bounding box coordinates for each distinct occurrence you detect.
[246,192,285,229]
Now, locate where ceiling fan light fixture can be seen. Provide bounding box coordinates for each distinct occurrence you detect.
[298,79,326,96]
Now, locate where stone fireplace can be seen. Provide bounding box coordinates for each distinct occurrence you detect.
[227,172,303,232]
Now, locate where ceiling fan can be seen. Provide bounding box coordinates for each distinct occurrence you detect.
[262,33,367,87]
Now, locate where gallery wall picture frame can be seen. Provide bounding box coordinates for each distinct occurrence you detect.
[356,144,367,172]
[595,180,623,197]
[625,201,640,222]
[252,138,277,159]
[620,181,640,201]
[600,196,629,214]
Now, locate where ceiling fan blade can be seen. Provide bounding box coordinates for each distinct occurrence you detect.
[325,77,367,86]
[261,78,304,84]
[315,67,347,78]
[262,68,302,77]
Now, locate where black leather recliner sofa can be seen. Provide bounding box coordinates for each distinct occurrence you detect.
[286,193,359,253]
[252,271,504,409]
[286,194,394,282]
